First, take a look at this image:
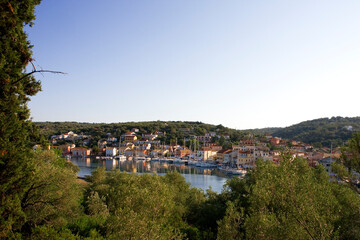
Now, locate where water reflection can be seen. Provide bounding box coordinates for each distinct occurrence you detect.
[70,157,229,193]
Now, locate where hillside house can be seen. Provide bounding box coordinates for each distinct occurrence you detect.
[122,132,137,142]
[71,147,91,157]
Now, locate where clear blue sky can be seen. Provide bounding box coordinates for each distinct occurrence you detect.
[27,0,360,129]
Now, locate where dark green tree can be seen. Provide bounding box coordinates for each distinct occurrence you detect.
[216,156,360,240]
[332,133,360,193]
[340,133,360,173]
[0,0,43,237]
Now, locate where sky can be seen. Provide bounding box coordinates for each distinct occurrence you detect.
[27,0,360,130]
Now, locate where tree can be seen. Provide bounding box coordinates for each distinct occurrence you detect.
[21,150,81,237]
[0,0,42,237]
[332,133,360,193]
[218,136,225,146]
[217,156,360,240]
[217,201,244,240]
[81,170,186,239]
[340,133,360,173]
[244,157,340,240]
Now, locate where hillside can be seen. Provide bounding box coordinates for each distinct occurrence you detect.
[35,117,360,148]
[34,121,250,145]
[272,116,360,147]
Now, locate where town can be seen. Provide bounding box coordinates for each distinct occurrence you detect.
[45,127,342,177]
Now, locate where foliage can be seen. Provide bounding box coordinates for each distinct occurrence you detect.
[332,133,360,193]
[21,150,81,236]
[37,117,360,148]
[244,158,340,240]
[213,156,360,240]
[0,0,42,237]
[216,201,244,240]
[69,170,206,239]
[339,132,360,173]
[273,116,360,147]
[35,121,247,146]
[2,1,360,239]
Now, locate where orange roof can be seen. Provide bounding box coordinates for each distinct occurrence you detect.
[72,147,88,151]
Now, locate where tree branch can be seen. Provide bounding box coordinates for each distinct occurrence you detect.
[14,70,67,85]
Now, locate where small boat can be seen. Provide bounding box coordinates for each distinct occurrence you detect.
[229,169,247,175]
[114,155,127,162]
[195,162,217,168]
[187,160,198,166]
[134,156,146,161]
[173,158,185,164]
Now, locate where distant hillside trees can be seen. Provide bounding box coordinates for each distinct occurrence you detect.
[273,117,360,147]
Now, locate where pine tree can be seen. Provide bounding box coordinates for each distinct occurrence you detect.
[0,0,41,237]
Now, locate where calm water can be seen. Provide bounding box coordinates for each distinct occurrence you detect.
[70,157,230,193]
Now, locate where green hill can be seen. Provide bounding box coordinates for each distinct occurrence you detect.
[34,121,249,145]
[35,117,360,148]
[272,116,360,147]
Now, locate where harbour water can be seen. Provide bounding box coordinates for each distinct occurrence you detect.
[70,157,230,193]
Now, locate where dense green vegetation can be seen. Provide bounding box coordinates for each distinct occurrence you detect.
[272,116,360,147]
[4,149,360,239]
[36,116,360,148]
[1,0,44,237]
[2,1,360,239]
[35,121,250,146]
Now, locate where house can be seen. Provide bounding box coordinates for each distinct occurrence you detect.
[61,131,74,139]
[216,149,232,162]
[107,137,118,142]
[239,140,255,146]
[175,148,191,158]
[142,133,158,141]
[235,150,255,165]
[232,145,247,151]
[254,150,272,161]
[53,145,72,156]
[197,148,217,160]
[265,134,272,139]
[223,135,230,140]
[71,147,91,157]
[224,150,233,163]
[270,137,281,146]
[155,131,166,136]
[204,143,222,151]
[209,131,217,137]
[308,152,324,161]
[196,135,212,143]
[122,132,137,142]
[98,140,108,148]
[106,147,117,157]
[131,128,139,133]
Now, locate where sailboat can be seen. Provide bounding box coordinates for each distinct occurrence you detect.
[114,134,126,161]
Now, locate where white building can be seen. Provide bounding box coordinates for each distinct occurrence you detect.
[197,150,217,160]
[106,147,117,157]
